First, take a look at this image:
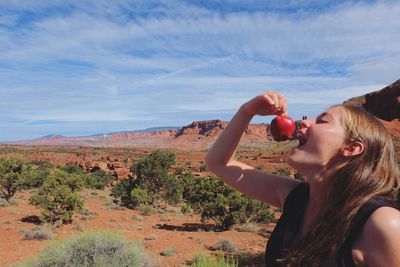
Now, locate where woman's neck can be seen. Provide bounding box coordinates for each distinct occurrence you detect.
[309,180,328,206]
[304,165,336,206]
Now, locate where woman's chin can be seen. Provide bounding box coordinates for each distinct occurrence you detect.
[287,152,305,171]
[286,153,296,168]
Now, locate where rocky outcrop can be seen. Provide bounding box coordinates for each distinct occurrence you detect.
[174,120,227,138]
[344,79,400,121]
[343,79,400,139]
[174,120,270,139]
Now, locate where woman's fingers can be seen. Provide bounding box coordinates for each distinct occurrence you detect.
[243,91,288,117]
[261,94,276,106]
[276,93,288,115]
[261,91,288,114]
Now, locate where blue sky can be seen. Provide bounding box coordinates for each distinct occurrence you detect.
[0,0,399,141]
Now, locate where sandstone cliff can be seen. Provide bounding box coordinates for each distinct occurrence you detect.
[343,79,400,138]
[344,79,400,121]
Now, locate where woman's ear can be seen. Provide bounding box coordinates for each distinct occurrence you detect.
[341,141,365,157]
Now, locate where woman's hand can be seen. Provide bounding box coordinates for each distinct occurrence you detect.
[241,91,288,117]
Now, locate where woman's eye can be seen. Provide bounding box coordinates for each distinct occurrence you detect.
[316,119,327,124]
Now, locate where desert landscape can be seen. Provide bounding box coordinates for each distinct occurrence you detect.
[1,80,400,267]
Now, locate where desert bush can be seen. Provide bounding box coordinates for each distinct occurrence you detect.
[13,231,156,267]
[23,160,53,188]
[0,158,30,200]
[0,198,9,207]
[179,171,198,201]
[112,150,179,208]
[198,161,208,172]
[139,204,155,216]
[212,238,237,253]
[188,252,238,267]
[8,197,19,205]
[78,207,98,220]
[244,198,276,223]
[184,175,275,230]
[111,178,134,207]
[59,164,113,190]
[164,175,184,204]
[130,187,153,207]
[59,164,86,175]
[30,170,84,224]
[236,223,260,233]
[22,227,53,240]
[181,204,193,214]
[131,149,176,193]
[133,215,142,221]
[83,169,114,190]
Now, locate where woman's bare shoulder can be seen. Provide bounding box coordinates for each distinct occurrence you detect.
[357,206,400,266]
[366,206,400,233]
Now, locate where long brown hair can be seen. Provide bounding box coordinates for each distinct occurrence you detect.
[283,105,400,266]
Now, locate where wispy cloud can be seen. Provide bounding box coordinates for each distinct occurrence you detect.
[0,0,399,140]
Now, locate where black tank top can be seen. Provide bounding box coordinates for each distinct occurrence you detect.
[265,182,397,267]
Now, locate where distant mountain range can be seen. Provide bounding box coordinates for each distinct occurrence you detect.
[3,79,399,149]
[4,119,270,150]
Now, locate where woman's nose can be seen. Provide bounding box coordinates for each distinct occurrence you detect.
[297,116,315,129]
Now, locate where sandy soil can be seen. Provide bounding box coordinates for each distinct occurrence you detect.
[1,188,277,267]
[0,145,294,267]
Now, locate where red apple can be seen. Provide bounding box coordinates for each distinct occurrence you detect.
[270,115,296,141]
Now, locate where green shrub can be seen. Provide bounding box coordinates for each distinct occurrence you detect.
[184,175,274,230]
[188,252,238,267]
[59,164,113,190]
[181,204,193,214]
[111,179,135,207]
[164,176,184,204]
[23,160,52,188]
[83,169,114,190]
[130,187,153,207]
[133,215,142,221]
[160,247,177,256]
[59,164,86,175]
[22,227,53,240]
[179,171,197,200]
[112,150,179,208]
[139,204,155,216]
[236,223,260,233]
[244,198,276,223]
[8,197,18,205]
[198,161,208,172]
[13,231,156,267]
[0,198,9,207]
[131,150,176,194]
[212,238,237,253]
[30,170,84,224]
[0,158,30,200]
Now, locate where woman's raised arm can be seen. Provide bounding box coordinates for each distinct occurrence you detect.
[205,92,300,209]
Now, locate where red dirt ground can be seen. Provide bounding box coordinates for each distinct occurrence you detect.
[1,189,276,267]
[0,145,289,267]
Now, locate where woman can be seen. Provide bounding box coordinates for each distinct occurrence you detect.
[205,91,400,266]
